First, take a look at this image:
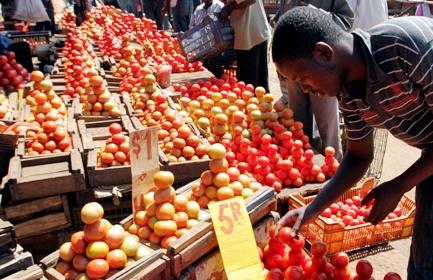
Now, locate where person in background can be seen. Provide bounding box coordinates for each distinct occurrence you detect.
[0,0,16,30]
[189,0,236,78]
[35,0,56,34]
[219,0,271,91]
[274,0,353,161]
[127,0,142,17]
[142,0,165,29]
[74,0,87,25]
[162,0,194,32]
[346,0,388,30]
[273,7,433,279]
[414,2,433,18]
[104,0,121,8]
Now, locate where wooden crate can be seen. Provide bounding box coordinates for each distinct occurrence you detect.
[72,93,127,122]
[77,115,134,154]
[170,69,214,84]
[18,232,60,263]
[121,184,275,278]
[40,247,164,280]
[4,195,71,239]
[2,150,86,202]
[2,264,44,280]
[87,149,132,188]
[288,178,416,255]
[0,220,16,256]
[0,250,34,278]
[180,212,276,280]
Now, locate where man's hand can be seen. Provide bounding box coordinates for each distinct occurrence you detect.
[218,4,233,23]
[274,205,319,238]
[362,179,406,224]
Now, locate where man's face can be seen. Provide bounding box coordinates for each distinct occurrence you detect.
[204,0,213,7]
[275,44,344,97]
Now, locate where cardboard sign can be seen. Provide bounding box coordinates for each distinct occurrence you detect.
[209,197,264,280]
[130,127,159,215]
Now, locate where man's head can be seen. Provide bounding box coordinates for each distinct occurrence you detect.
[272,7,348,97]
[203,0,213,8]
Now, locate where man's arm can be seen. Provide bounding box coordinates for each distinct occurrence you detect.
[218,0,256,22]
[276,132,374,234]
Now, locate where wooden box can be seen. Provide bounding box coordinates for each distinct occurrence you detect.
[77,115,134,154]
[0,220,16,256]
[2,150,86,202]
[4,195,71,239]
[1,264,45,280]
[87,149,132,188]
[0,250,34,278]
[72,93,127,122]
[0,91,18,121]
[180,213,276,280]
[40,247,164,280]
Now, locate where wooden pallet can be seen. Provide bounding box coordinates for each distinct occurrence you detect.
[40,247,164,280]
[2,150,86,202]
[170,69,214,84]
[4,195,71,239]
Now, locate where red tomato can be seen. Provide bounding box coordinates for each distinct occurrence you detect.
[321,208,332,218]
[332,252,349,268]
[356,259,373,279]
[86,259,109,279]
[109,123,123,135]
[311,272,328,280]
[70,231,87,254]
[269,239,286,254]
[266,268,284,280]
[105,143,119,154]
[383,272,402,280]
[111,133,125,145]
[100,152,114,165]
[289,235,305,252]
[311,241,328,257]
[278,227,293,244]
[265,253,282,269]
[284,265,305,280]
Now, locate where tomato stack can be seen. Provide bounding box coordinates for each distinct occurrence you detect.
[97,123,130,167]
[0,51,29,92]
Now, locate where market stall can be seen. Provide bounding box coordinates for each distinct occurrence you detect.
[0,4,412,280]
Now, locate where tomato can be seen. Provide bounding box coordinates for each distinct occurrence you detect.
[53,127,67,142]
[355,259,373,279]
[284,266,305,280]
[269,239,286,254]
[86,259,109,279]
[83,219,107,242]
[59,242,75,262]
[70,231,87,254]
[311,256,327,272]
[289,235,305,252]
[265,253,283,269]
[105,143,119,154]
[100,152,114,165]
[85,241,109,259]
[72,255,89,272]
[111,133,125,145]
[384,272,402,280]
[311,240,328,257]
[266,268,284,280]
[109,123,123,134]
[277,227,293,244]
[332,252,349,268]
[106,249,127,269]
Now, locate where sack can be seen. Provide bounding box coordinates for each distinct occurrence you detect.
[12,0,50,23]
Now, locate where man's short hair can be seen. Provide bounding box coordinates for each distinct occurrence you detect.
[272,6,344,62]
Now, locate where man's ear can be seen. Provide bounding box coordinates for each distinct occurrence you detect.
[313,42,334,61]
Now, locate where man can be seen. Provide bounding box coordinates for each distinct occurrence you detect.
[274,7,433,279]
[142,0,164,29]
[162,0,193,32]
[219,0,270,91]
[274,0,353,161]
[346,0,388,30]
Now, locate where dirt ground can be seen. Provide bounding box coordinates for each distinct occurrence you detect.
[267,58,420,278]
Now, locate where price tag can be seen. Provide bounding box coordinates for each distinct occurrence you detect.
[130,127,159,215]
[209,197,264,280]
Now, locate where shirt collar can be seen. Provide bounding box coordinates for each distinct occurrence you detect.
[342,29,389,99]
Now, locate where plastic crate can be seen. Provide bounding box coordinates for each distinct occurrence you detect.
[178,16,234,62]
[288,178,415,255]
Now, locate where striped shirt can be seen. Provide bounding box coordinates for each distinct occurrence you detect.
[340,16,433,149]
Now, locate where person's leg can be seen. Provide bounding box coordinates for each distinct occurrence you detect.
[407,175,433,280]
[236,44,260,87]
[288,82,313,141]
[257,40,269,92]
[172,0,192,32]
[154,0,165,29]
[310,95,343,160]
[206,56,224,78]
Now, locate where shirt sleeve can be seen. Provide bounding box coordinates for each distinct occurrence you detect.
[408,43,433,110]
[340,104,374,141]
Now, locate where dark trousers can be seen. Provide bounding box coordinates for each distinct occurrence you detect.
[142,0,164,29]
[408,174,433,279]
[205,49,236,78]
[235,40,269,92]
[172,0,193,32]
